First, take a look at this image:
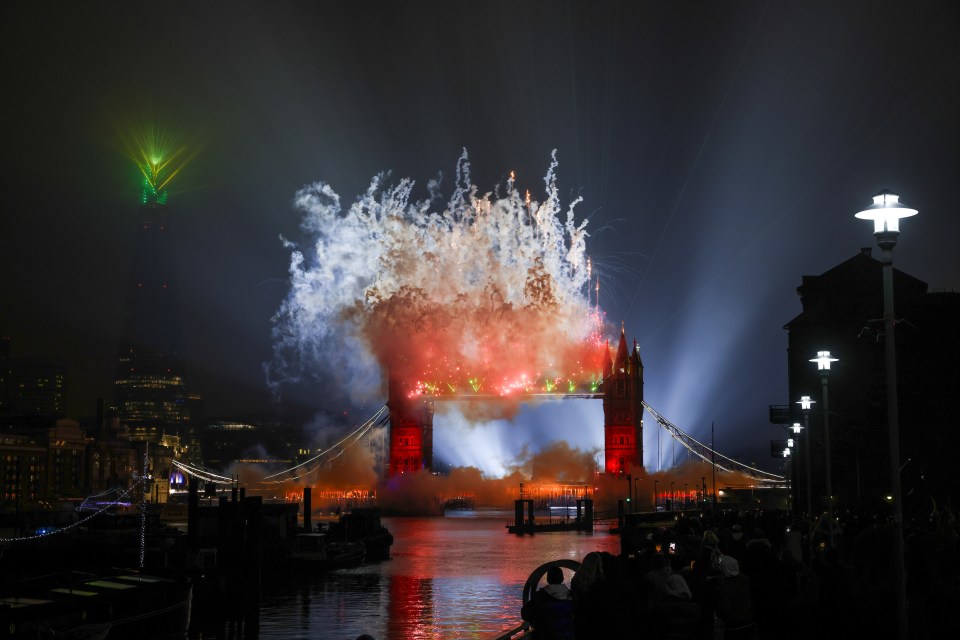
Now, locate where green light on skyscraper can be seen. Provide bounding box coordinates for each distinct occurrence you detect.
[122,125,193,206]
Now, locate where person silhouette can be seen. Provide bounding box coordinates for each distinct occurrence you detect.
[522,566,574,639]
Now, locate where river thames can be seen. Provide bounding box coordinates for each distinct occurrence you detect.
[191,510,619,640]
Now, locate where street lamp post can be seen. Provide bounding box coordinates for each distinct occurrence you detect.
[797,396,815,564]
[790,422,803,518]
[855,190,915,640]
[634,478,640,513]
[810,350,838,549]
[669,481,674,511]
[626,473,633,515]
[781,434,794,512]
[797,397,815,522]
[654,479,659,510]
[684,483,688,510]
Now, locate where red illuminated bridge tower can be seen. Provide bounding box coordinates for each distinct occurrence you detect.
[602,328,644,474]
[386,327,644,477]
[387,371,434,475]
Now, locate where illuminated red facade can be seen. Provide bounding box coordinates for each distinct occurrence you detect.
[387,375,434,475]
[602,329,644,474]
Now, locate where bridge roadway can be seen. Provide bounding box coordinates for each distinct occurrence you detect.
[426,393,604,401]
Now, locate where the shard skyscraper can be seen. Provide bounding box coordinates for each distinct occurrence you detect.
[113,142,191,443]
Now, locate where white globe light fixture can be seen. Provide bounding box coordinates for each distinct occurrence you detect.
[854,190,917,234]
[810,351,838,371]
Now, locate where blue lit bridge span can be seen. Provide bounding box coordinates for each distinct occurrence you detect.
[172,399,782,485]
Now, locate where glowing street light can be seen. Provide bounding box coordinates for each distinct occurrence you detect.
[810,350,838,371]
[854,190,917,234]
[810,351,837,548]
[856,190,915,640]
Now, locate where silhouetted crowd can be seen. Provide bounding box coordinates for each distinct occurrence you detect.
[522,504,960,640]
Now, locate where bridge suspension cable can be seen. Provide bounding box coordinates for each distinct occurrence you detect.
[172,459,234,485]
[170,405,390,485]
[258,404,389,483]
[642,401,784,482]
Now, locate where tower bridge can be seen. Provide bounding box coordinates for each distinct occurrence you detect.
[174,329,782,485]
[388,328,644,477]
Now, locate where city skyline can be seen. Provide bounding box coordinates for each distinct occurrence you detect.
[3,1,959,471]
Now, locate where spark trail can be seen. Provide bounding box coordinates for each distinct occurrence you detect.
[270,150,606,415]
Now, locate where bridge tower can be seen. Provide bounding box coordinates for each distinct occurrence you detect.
[602,328,644,474]
[387,374,434,476]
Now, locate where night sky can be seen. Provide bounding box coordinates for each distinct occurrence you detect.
[3,1,959,472]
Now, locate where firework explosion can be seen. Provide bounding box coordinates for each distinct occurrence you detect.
[271,150,606,413]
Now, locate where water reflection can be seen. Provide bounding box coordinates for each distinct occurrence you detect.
[190,511,618,639]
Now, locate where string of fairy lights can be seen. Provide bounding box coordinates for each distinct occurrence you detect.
[139,447,148,569]
[0,475,148,544]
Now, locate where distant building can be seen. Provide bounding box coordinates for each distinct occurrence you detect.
[0,339,68,417]
[113,159,191,443]
[785,248,960,512]
[0,401,179,514]
[198,415,298,468]
[0,337,10,411]
[7,357,68,416]
[0,418,90,506]
[44,419,90,498]
[0,431,46,505]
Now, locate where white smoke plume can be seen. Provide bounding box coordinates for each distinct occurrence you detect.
[269,150,603,413]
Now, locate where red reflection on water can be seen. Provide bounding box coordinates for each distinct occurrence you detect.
[381,515,620,638]
[389,575,433,639]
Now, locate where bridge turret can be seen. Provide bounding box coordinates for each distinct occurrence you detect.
[602,325,644,474]
[631,340,643,380]
[614,325,629,373]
